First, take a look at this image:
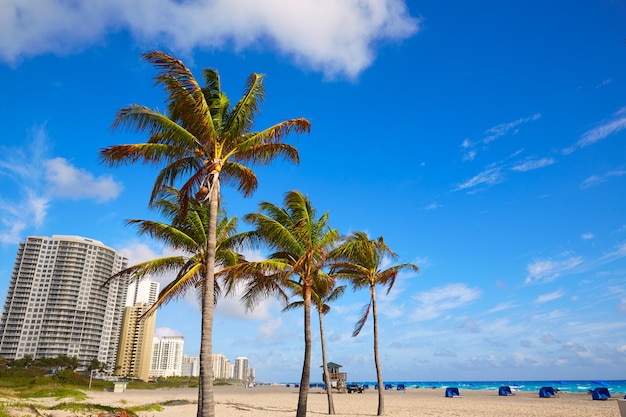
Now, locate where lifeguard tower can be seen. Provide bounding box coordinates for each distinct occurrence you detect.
[323,362,347,393]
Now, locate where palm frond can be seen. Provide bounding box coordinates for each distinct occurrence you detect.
[352,302,372,337]
[140,262,204,318]
[220,161,258,197]
[223,73,264,135]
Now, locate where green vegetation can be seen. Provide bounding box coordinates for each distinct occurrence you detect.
[51,402,138,416]
[18,386,87,400]
[0,402,11,417]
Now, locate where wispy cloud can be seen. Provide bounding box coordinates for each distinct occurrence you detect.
[483,113,541,144]
[412,283,481,321]
[595,78,612,88]
[486,301,517,314]
[599,242,626,263]
[580,168,626,189]
[0,0,419,78]
[564,107,626,154]
[534,291,565,304]
[453,167,502,191]
[0,125,123,244]
[461,113,541,160]
[525,256,583,284]
[424,202,442,210]
[511,157,556,172]
[581,232,595,240]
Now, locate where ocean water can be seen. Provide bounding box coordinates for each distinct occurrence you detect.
[339,380,626,395]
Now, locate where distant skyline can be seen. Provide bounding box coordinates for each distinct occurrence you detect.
[1,0,625,383]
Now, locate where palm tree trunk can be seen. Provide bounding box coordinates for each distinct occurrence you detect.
[197,179,220,417]
[371,285,384,416]
[319,309,335,414]
[296,284,312,417]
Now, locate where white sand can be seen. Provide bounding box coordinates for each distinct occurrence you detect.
[2,385,623,416]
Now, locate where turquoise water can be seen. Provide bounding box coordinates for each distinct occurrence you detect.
[345,380,626,395]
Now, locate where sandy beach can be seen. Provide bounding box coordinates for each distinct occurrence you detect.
[3,385,624,417]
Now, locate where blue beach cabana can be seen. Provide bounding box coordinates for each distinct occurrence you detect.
[445,387,461,397]
[397,384,405,391]
[539,386,557,398]
[592,387,611,400]
[498,386,513,396]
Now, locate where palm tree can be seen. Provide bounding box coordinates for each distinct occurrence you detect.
[100,51,310,417]
[330,232,419,416]
[224,190,339,417]
[107,187,243,410]
[283,274,346,415]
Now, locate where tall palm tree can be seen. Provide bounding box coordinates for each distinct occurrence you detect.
[283,274,346,415]
[107,187,243,411]
[330,232,419,416]
[224,190,339,417]
[100,51,309,417]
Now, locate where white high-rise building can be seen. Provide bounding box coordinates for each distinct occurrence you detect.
[150,336,184,378]
[234,357,249,382]
[0,235,128,369]
[181,354,200,377]
[212,353,227,379]
[126,277,159,307]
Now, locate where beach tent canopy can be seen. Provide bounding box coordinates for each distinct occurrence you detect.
[384,384,393,390]
[397,384,405,391]
[498,386,513,396]
[539,386,557,398]
[592,387,611,400]
[445,387,461,397]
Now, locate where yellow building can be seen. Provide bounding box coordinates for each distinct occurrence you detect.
[115,303,156,381]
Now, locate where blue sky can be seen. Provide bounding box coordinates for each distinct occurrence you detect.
[1,0,626,383]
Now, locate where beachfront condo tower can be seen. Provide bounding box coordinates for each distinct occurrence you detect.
[149,335,184,378]
[0,235,128,370]
[115,277,160,381]
[234,356,249,382]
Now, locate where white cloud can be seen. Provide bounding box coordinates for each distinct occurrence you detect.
[581,232,594,240]
[0,0,419,78]
[486,301,517,314]
[257,316,284,340]
[564,107,626,154]
[482,113,541,144]
[433,348,457,357]
[154,327,183,338]
[534,290,564,304]
[0,125,124,243]
[511,157,556,172]
[580,169,626,189]
[524,256,583,284]
[453,167,502,191]
[412,283,481,321]
[460,114,541,161]
[43,157,122,202]
[600,242,626,263]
